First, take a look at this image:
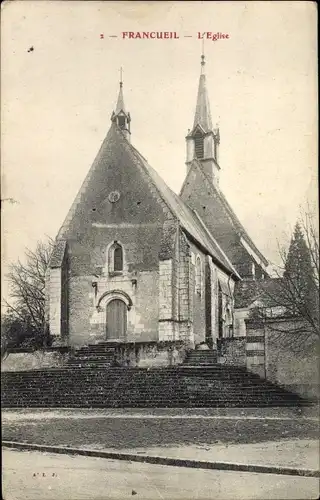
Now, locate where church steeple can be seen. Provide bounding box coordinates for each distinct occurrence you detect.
[193,54,213,132]
[111,68,131,141]
[186,54,220,186]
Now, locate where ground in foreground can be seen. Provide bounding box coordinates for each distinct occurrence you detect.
[2,409,318,449]
[3,449,319,500]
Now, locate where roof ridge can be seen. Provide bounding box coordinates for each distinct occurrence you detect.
[115,128,176,219]
[117,130,237,276]
[56,123,238,277]
[57,126,116,238]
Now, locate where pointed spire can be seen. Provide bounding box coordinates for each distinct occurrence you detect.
[115,67,126,113]
[193,53,213,132]
[111,67,131,141]
[186,52,220,186]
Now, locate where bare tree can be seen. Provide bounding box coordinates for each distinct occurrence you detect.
[250,209,319,339]
[300,207,319,290]
[2,239,54,349]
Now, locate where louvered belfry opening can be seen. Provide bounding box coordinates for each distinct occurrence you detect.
[194,131,204,159]
[118,115,126,129]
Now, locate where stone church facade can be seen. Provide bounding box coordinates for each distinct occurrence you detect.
[45,56,269,358]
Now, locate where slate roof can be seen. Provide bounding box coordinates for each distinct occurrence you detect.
[234,278,283,308]
[122,133,240,278]
[115,85,126,114]
[180,158,269,267]
[193,73,213,132]
[57,123,239,278]
[214,187,268,266]
[49,239,67,268]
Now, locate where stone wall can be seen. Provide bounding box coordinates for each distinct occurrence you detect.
[234,308,248,337]
[68,270,159,347]
[157,228,215,348]
[158,259,175,341]
[218,337,246,366]
[47,125,238,349]
[49,268,62,337]
[189,241,207,346]
[265,318,319,400]
[217,268,235,339]
[68,275,94,346]
[115,341,187,368]
[176,231,191,343]
[1,350,68,372]
[50,127,171,345]
[245,320,266,378]
[245,317,319,399]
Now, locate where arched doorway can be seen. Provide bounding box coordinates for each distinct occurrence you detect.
[106,299,127,340]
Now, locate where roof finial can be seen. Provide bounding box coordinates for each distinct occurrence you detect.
[201,40,206,74]
[120,67,123,88]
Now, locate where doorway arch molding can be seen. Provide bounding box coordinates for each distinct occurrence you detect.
[97,289,133,311]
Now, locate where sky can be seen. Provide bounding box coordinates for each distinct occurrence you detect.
[1,1,318,301]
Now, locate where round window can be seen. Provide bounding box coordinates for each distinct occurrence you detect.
[108,191,120,203]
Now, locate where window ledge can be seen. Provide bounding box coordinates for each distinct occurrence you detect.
[109,271,124,277]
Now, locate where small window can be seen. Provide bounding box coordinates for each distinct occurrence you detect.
[114,245,123,271]
[108,242,124,273]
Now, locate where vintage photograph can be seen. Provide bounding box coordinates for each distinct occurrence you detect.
[1,1,319,499]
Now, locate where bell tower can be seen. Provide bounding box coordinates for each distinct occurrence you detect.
[186,55,220,186]
[111,68,131,141]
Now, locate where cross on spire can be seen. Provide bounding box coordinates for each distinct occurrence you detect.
[201,39,205,74]
[111,66,131,140]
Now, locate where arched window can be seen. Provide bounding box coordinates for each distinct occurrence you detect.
[108,242,124,273]
[194,131,204,159]
[195,256,202,296]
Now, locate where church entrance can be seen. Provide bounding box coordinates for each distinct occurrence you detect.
[106,299,127,340]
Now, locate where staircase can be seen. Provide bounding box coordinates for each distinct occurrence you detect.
[183,349,218,365]
[66,342,117,368]
[1,364,311,408]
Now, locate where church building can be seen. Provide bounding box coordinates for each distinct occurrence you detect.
[45,55,269,363]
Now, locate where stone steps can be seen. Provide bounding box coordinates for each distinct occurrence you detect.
[183,349,218,366]
[4,381,293,392]
[2,364,310,409]
[66,343,116,367]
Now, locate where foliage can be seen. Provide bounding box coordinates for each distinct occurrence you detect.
[1,310,51,353]
[282,222,318,329]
